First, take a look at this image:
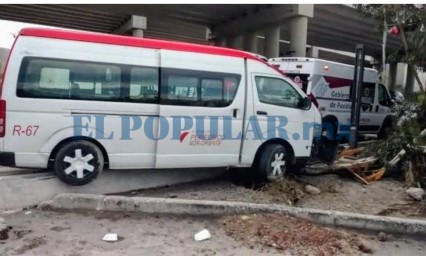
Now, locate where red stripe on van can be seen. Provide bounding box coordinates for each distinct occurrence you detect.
[323,76,352,89]
[19,28,260,61]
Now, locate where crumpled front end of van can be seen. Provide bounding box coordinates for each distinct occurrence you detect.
[310,104,339,164]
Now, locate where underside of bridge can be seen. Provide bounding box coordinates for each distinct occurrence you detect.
[0,4,401,60]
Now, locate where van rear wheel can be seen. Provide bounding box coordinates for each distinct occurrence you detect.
[255,144,287,182]
[54,140,104,186]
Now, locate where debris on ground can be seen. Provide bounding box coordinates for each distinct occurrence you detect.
[102,233,118,242]
[305,149,382,185]
[0,217,9,240]
[304,185,321,195]
[378,231,388,242]
[339,147,365,158]
[260,178,305,205]
[194,229,211,241]
[406,187,425,201]
[222,213,372,255]
[357,238,373,253]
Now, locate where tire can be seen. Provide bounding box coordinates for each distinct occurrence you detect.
[254,144,288,182]
[54,140,104,186]
[378,119,393,140]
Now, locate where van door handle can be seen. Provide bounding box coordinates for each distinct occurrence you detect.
[233,109,238,118]
[257,111,268,115]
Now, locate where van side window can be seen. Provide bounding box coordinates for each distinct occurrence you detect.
[160,68,241,107]
[201,79,223,101]
[18,57,121,101]
[164,75,198,102]
[130,67,159,102]
[40,68,70,89]
[255,76,302,108]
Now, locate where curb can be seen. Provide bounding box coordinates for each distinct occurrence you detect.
[0,168,225,210]
[45,193,426,236]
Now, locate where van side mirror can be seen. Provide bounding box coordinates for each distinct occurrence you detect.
[297,97,311,110]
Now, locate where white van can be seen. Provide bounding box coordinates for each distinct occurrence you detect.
[268,57,394,140]
[0,28,322,185]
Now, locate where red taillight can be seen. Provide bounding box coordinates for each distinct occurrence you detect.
[0,100,6,137]
[308,94,318,108]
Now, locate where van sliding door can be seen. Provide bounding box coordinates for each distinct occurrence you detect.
[155,50,246,168]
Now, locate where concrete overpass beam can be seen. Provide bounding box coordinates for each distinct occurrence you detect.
[289,5,314,57]
[264,26,280,58]
[114,15,147,37]
[243,32,258,53]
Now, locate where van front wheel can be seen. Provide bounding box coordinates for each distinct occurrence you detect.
[255,144,287,182]
[54,140,104,186]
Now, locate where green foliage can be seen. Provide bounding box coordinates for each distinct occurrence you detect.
[366,93,426,167]
[355,4,426,64]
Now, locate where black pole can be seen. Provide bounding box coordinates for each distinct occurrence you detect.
[349,44,365,149]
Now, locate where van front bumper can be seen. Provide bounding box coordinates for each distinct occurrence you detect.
[0,152,16,166]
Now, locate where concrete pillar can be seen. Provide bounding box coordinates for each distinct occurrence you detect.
[114,15,147,37]
[264,25,280,58]
[289,15,308,57]
[243,32,258,53]
[404,65,415,98]
[132,28,144,37]
[388,63,398,90]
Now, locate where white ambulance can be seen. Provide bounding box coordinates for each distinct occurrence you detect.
[268,57,394,140]
[0,28,322,185]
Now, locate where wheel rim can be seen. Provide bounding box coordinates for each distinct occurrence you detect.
[63,149,95,179]
[269,152,286,179]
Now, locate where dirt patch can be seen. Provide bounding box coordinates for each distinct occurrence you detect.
[12,229,32,239]
[258,177,305,205]
[222,213,367,256]
[131,172,421,219]
[14,236,47,254]
[50,226,71,232]
[0,226,31,241]
[0,226,12,240]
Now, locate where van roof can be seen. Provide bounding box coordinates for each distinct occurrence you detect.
[268,57,377,72]
[19,28,260,61]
